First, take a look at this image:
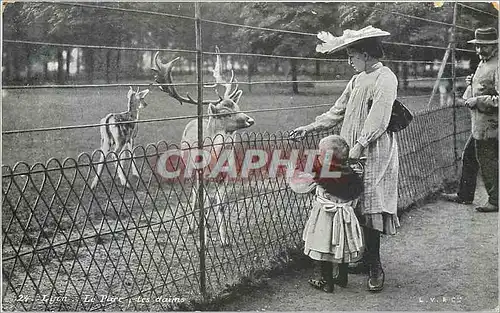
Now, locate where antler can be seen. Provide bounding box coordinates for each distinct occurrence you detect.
[152,48,241,105]
[153,52,219,106]
[211,46,239,100]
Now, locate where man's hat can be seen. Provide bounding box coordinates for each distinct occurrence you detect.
[316,25,390,54]
[467,27,498,44]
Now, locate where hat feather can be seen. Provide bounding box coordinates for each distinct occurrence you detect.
[316,25,390,54]
[316,31,340,54]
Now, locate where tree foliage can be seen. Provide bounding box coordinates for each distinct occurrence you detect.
[236,2,341,57]
[235,2,342,93]
[338,2,498,61]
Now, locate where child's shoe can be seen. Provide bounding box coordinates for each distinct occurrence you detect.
[308,278,334,293]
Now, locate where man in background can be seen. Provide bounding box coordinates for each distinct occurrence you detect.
[442,27,498,213]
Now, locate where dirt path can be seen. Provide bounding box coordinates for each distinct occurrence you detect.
[220,184,498,311]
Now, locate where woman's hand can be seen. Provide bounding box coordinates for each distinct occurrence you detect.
[465,74,474,86]
[289,125,313,141]
[465,97,478,109]
[349,143,364,160]
[466,96,495,113]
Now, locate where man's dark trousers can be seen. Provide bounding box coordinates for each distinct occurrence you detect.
[458,134,498,205]
[476,138,498,206]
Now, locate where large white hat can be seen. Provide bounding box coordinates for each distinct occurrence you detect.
[316,25,391,54]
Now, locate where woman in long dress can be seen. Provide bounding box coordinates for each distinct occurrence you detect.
[290,26,400,292]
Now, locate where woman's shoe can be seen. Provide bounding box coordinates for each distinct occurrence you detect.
[308,278,334,293]
[441,193,473,204]
[367,264,385,292]
[333,263,348,287]
[475,202,498,212]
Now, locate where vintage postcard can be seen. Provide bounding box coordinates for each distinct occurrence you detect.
[1,1,498,311]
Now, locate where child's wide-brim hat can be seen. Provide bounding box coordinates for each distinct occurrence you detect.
[467,27,498,44]
[316,25,391,54]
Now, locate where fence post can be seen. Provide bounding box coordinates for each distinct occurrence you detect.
[194,2,207,300]
[451,1,458,172]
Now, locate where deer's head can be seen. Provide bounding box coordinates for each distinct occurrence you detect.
[152,47,254,133]
[127,86,149,110]
[207,90,254,133]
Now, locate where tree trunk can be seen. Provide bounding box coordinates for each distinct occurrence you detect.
[402,63,409,91]
[13,46,22,83]
[3,46,11,83]
[43,62,49,82]
[291,59,299,94]
[66,48,71,81]
[115,50,121,82]
[136,51,142,78]
[178,57,183,75]
[412,62,418,91]
[394,63,401,91]
[274,61,280,74]
[106,50,112,83]
[150,51,154,70]
[247,59,254,93]
[85,49,95,83]
[57,48,65,84]
[26,47,33,84]
[76,49,80,75]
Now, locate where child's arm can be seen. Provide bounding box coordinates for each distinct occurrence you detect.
[288,171,317,194]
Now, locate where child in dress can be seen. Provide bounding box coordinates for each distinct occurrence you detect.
[289,135,364,293]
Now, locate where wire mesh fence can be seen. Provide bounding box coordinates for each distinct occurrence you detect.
[2,105,470,310]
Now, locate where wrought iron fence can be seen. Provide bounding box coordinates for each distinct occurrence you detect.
[2,106,470,310]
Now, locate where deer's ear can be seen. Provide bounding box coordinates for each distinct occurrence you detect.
[127,87,134,98]
[231,90,243,105]
[208,103,218,115]
[138,89,150,98]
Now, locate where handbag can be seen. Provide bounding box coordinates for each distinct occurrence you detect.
[387,99,413,132]
[356,72,413,133]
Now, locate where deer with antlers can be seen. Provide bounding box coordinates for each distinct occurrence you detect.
[90,86,150,190]
[152,47,254,246]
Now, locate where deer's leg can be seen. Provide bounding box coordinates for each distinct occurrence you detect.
[188,182,215,247]
[114,141,131,188]
[215,189,230,246]
[91,126,111,189]
[203,189,216,246]
[187,185,198,234]
[447,93,453,107]
[438,83,446,107]
[127,139,140,177]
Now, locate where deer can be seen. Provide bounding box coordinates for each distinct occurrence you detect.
[438,77,453,107]
[152,47,255,246]
[90,86,150,190]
